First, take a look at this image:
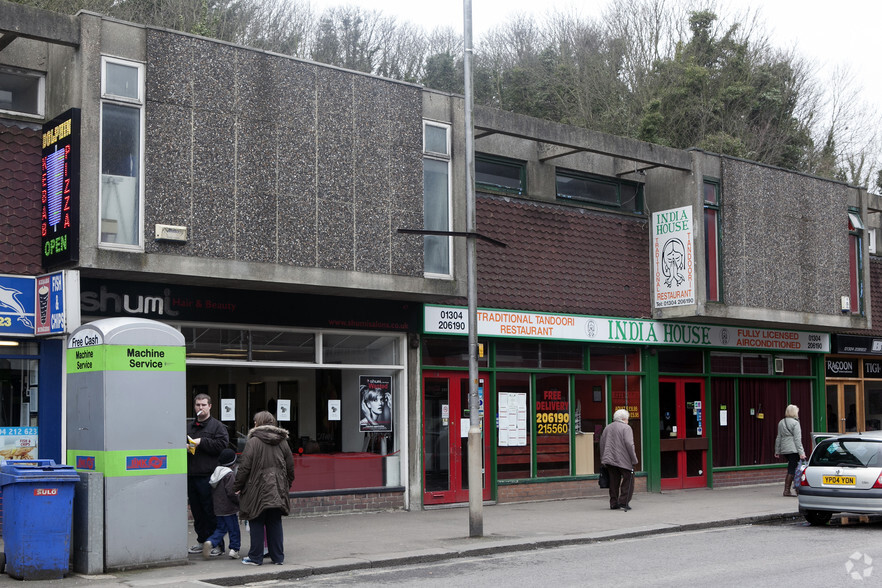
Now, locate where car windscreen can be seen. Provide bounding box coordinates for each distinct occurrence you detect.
[811,439,882,468]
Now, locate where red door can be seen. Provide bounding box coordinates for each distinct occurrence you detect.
[423,372,491,505]
[659,378,708,490]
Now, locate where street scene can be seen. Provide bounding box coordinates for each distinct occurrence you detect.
[1,0,881,584]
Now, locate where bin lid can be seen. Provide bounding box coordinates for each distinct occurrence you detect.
[0,459,80,485]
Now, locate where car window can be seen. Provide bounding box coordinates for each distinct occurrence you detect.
[811,440,882,467]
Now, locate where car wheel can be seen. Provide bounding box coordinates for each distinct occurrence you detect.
[804,510,832,526]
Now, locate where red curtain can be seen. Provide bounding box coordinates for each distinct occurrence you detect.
[711,379,736,467]
[789,380,813,453]
[739,379,786,465]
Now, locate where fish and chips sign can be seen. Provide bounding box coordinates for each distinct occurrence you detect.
[653,206,694,308]
[424,305,831,353]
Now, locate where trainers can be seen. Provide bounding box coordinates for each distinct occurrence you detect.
[202,541,213,560]
[229,549,239,559]
[188,543,203,554]
[241,557,261,566]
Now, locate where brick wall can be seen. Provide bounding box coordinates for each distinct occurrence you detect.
[712,469,784,488]
[497,478,647,503]
[287,491,405,516]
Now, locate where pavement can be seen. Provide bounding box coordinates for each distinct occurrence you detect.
[1,484,803,586]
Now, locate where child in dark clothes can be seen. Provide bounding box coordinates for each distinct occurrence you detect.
[203,448,241,559]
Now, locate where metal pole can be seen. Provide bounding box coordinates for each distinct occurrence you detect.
[463,0,483,538]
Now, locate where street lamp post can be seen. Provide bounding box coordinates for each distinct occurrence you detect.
[463,0,483,538]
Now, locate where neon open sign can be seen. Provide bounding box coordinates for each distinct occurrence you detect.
[41,108,80,268]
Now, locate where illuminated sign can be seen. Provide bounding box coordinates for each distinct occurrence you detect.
[653,206,695,308]
[41,109,80,268]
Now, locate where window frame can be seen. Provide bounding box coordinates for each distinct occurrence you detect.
[475,153,526,195]
[555,168,643,213]
[848,208,864,315]
[422,120,453,278]
[703,178,721,302]
[0,66,45,118]
[99,56,146,252]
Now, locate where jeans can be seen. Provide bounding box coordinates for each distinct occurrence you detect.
[207,514,240,552]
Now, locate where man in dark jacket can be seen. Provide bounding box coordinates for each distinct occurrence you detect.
[187,393,230,554]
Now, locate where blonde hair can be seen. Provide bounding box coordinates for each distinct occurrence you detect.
[784,404,799,419]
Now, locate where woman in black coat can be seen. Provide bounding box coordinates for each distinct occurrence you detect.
[233,411,295,565]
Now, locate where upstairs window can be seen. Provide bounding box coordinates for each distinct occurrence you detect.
[0,67,44,117]
[848,210,864,315]
[704,179,721,302]
[423,121,452,277]
[475,153,525,195]
[100,56,144,250]
[555,169,643,213]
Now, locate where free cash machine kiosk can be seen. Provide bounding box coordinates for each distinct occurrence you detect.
[67,318,187,570]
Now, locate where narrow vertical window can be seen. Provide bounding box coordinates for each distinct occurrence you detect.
[703,180,721,302]
[100,57,144,249]
[848,211,864,314]
[423,121,451,276]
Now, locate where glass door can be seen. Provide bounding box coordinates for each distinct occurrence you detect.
[659,378,707,490]
[826,382,860,432]
[423,372,491,505]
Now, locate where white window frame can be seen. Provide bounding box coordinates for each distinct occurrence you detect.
[99,56,145,251]
[0,66,45,118]
[423,120,453,278]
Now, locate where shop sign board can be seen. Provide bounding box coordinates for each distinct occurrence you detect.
[653,205,695,308]
[424,305,831,353]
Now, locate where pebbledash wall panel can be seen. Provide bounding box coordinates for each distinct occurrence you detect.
[142,30,424,276]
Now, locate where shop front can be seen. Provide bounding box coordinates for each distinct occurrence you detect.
[423,305,830,503]
[0,272,78,464]
[824,335,882,434]
[80,278,418,512]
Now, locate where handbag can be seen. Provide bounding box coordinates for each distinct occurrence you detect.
[598,465,610,489]
[793,459,808,491]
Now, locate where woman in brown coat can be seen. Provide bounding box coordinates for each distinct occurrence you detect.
[233,411,295,565]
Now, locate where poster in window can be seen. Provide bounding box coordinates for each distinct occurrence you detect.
[359,375,392,433]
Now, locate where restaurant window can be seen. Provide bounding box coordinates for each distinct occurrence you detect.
[100,56,144,249]
[590,346,640,372]
[574,374,606,473]
[556,169,643,213]
[497,372,531,479]
[0,66,44,118]
[495,340,582,369]
[704,179,721,302]
[535,374,570,478]
[609,374,642,469]
[658,348,703,373]
[848,210,864,314]
[423,121,451,276]
[475,153,525,195]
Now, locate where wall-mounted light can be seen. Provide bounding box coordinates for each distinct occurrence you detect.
[0,340,20,347]
[841,296,851,314]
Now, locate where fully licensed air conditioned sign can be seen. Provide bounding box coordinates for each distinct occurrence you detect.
[424,305,830,353]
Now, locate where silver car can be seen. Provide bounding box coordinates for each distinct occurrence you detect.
[797,431,882,526]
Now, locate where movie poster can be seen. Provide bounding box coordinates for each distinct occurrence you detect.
[359,375,392,433]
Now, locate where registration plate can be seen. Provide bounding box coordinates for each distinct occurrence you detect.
[823,475,856,485]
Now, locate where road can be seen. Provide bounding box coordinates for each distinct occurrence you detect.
[282,520,881,587]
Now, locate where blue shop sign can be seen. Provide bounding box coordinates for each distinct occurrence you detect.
[0,276,35,336]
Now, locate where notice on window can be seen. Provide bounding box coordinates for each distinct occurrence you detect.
[220,398,235,421]
[277,399,292,421]
[498,392,527,446]
[536,388,569,435]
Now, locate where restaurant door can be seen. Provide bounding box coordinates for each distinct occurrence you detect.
[825,381,861,433]
[423,372,491,505]
[659,378,708,490]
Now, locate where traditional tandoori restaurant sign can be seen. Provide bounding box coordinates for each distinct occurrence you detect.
[424,305,831,353]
